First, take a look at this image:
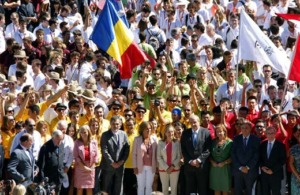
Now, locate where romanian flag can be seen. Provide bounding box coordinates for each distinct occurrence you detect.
[276,13,300,21]
[91,0,147,79]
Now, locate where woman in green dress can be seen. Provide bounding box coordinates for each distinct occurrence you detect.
[209,124,233,195]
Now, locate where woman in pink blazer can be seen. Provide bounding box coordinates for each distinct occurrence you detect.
[73,125,99,195]
[133,121,158,195]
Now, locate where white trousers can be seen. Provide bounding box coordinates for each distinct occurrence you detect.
[136,166,155,195]
[159,171,180,195]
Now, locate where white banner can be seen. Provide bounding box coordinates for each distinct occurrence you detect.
[238,10,290,76]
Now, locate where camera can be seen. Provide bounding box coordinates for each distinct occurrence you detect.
[263,100,270,106]
[154,99,160,106]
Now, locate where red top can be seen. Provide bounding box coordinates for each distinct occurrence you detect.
[166,142,172,166]
[246,110,259,124]
[84,146,90,161]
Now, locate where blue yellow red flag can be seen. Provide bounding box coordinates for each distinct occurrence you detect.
[91,0,147,79]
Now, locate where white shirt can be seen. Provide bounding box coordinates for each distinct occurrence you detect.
[33,72,46,91]
[216,82,243,106]
[161,18,181,39]
[20,144,32,163]
[10,130,42,160]
[0,27,5,54]
[62,134,74,168]
[14,30,36,46]
[65,64,80,84]
[5,23,19,39]
[78,61,94,87]
[8,63,34,77]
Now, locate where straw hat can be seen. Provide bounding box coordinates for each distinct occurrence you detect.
[80,89,96,102]
[48,72,60,80]
[14,50,29,59]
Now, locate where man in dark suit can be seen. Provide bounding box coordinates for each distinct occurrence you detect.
[37,130,65,195]
[231,120,260,195]
[101,116,130,195]
[7,133,37,187]
[180,115,212,194]
[260,126,286,195]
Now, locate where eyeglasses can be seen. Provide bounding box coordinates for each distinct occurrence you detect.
[136,110,145,114]
[74,33,82,36]
[112,107,120,111]
[255,126,264,129]
[184,109,191,111]
[169,100,177,102]
[167,75,172,78]
[125,114,133,117]
[255,85,262,88]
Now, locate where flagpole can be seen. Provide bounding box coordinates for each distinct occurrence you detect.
[234,10,243,110]
[279,34,300,112]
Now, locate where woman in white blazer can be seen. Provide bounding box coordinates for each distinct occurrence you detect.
[157,125,181,195]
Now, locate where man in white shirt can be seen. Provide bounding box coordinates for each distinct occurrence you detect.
[33,14,51,41]
[10,118,42,160]
[56,120,74,191]
[31,59,46,91]
[13,19,35,46]
[79,52,95,87]
[223,14,239,49]
[145,15,167,47]
[5,12,19,39]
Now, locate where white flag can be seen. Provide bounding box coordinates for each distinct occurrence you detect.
[238,10,290,76]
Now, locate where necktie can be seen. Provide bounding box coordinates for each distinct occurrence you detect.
[243,137,247,149]
[27,149,34,163]
[114,134,119,148]
[193,131,198,148]
[267,142,272,158]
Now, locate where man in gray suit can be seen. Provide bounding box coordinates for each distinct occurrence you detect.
[7,133,38,187]
[101,116,130,195]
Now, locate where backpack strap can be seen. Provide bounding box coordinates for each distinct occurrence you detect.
[197,15,200,24]
[185,14,188,26]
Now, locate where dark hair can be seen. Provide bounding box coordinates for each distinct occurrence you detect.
[149,15,158,26]
[255,119,266,126]
[126,9,136,19]
[28,104,40,115]
[247,96,257,102]
[20,133,31,143]
[139,31,147,42]
[239,106,249,113]
[212,106,221,114]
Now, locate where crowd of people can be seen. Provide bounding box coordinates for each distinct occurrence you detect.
[0,0,299,194]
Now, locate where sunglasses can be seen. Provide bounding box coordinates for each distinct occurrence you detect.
[255,85,262,88]
[255,126,264,129]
